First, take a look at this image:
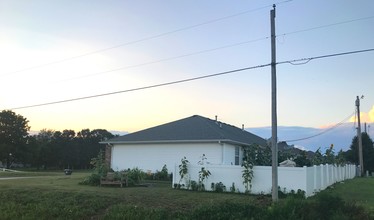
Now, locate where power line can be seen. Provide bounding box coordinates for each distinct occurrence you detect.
[283,112,355,142]
[1,1,290,78]
[56,39,374,83]
[277,48,374,65]
[7,63,271,110]
[5,47,374,111]
[20,15,374,83]
[56,37,269,83]
[279,15,374,37]
[1,11,371,83]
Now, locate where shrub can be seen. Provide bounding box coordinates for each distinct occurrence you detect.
[154,164,170,181]
[79,173,101,186]
[127,167,146,185]
[79,150,108,186]
[190,180,198,191]
[211,182,226,193]
[230,182,236,193]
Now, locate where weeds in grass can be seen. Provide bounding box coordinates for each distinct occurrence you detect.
[0,189,117,219]
[103,205,180,220]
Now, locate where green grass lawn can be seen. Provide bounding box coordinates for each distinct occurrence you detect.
[0,171,255,219]
[322,177,374,214]
[0,171,373,219]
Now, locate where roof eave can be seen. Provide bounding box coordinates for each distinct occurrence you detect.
[100,139,260,147]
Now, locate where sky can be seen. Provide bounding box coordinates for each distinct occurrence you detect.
[0,0,374,149]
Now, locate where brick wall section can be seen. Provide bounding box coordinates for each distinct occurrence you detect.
[104,144,112,169]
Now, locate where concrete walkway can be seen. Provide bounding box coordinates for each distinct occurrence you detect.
[0,177,37,180]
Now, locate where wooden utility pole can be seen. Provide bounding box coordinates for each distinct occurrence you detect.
[356,96,364,176]
[270,4,278,202]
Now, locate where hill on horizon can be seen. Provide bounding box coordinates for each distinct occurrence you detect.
[247,122,374,152]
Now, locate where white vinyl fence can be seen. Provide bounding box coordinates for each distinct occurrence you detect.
[173,164,356,197]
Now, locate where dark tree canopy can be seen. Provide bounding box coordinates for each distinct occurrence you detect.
[345,132,374,172]
[0,110,116,170]
[29,128,115,169]
[0,110,30,168]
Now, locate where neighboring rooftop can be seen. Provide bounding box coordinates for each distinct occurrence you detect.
[103,115,267,147]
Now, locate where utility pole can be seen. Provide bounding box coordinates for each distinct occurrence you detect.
[356,96,364,176]
[270,4,278,202]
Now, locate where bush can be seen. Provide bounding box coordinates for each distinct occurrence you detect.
[79,173,101,186]
[79,151,108,186]
[190,180,198,191]
[154,165,170,181]
[211,182,226,193]
[261,194,372,220]
[127,167,146,185]
[230,182,236,193]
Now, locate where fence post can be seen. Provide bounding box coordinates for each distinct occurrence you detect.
[173,163,177,187]
[303,166,308,196]
[327,164,330,187]
[320,164,324,190]
[313,165,317,193]
[343,164,349,180]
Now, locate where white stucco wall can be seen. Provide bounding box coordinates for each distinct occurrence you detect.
[111,142,240,173]
[222,144,243,165]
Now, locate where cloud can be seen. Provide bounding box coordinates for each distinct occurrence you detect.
[294,145,307,151]
[349,105,374,123]
[369,105,374,122]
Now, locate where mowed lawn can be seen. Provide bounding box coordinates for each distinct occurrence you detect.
[323,177,374,214]
[0,171,373,219]
[0,171,255,219]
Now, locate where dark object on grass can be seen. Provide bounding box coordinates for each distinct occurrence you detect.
[64,169,73,175]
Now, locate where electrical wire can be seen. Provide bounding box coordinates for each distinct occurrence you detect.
[34,16,374,82]
[283,112,355,143]
[277,48,374,65]
[2,6,372,83]
[0,1,291,78]
[279,15,374,37]
[5,47,374,110]
[56,37,269,82]
[6,63,271,110]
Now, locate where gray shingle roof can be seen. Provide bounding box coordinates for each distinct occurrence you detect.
[103,115,267,147]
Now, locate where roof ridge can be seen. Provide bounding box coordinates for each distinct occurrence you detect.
[201,116,228,139]
[103,114,266,147]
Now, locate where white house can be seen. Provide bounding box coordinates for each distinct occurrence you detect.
[101,115,266,173]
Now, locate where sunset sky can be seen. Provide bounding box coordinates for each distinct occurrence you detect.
[1,0,373,140]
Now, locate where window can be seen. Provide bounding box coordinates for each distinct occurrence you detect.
[235,146,240,165]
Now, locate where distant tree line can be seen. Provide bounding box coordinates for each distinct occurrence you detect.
[0,110,115,170]
[1,110,374,173]
[26,128,115,169]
